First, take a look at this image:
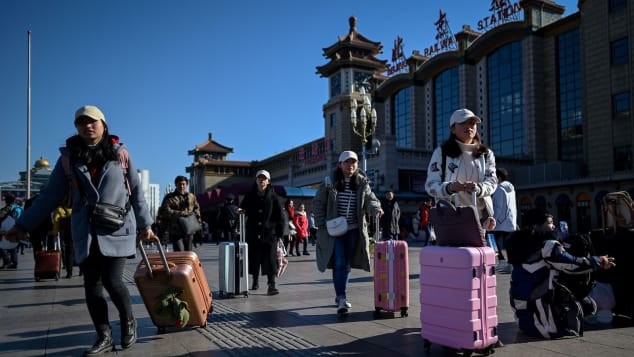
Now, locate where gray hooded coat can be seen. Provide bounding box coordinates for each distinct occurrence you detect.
[312,168,382,273]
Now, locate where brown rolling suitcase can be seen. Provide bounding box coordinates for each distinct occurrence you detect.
[34,236,62,281]
[134,238,213,333]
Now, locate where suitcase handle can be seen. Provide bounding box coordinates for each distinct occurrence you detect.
[137,236,171,279]
[375,212,381,241]
[239,212,246,243]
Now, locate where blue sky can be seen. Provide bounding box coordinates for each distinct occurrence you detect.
[0,0,578,192]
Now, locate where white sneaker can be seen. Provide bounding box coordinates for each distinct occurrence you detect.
[334,297,352,308]
[337,298,350,315]
[496,261,511,273]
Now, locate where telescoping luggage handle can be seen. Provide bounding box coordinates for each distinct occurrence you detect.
[137,235,171,279]
[452,191,479,219]
[238,211,246,243]
[375,211,381,241]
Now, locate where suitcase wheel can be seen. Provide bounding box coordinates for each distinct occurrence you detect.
[243,292,248,298]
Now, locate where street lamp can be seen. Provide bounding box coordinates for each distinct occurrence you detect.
[350,86,377,171]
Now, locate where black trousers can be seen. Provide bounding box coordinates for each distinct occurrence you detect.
[81,238,133,331]
[248,238,276,283]
[171,234,193,251]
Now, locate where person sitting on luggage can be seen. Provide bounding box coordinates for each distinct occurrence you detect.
[239,170,285,296]
[312,150,383,315]
[506,208,615,339]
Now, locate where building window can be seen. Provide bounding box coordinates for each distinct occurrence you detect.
[330,73,341,97]
[487,41,524,158]
[609,0,627,13]
[433,67,459,146]
[614,146,633,171]
[611,37,629,66]
[392,87,412,148]
[557,28,583,161]
[330,113,335,128]
[613,91,631,118]
[353,71,372,92]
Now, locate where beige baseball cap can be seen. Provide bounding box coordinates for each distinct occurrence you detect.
[75,105,106,124]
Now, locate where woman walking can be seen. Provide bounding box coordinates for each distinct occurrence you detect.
[313,150,383,315]
[7,105,156,355]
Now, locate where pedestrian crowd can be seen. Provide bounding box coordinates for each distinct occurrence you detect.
[0,106,626,357]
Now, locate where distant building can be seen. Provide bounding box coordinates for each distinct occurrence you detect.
[1,157,161,218]
[0,156,53,202]
[187,0,634,234]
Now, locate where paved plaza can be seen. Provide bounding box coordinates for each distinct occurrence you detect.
[1,241,633,356]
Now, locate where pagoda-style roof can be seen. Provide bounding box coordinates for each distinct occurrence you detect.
[316,16,388,77]
[188,132,233,155]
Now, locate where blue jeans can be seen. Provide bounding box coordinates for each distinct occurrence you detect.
[332,228,358,300]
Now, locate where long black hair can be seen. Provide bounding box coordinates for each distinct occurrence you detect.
[441,132,490,159]
[65,128,118,166]
[333,167,360,192]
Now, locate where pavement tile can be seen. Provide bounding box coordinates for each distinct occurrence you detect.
[1,240,633,356]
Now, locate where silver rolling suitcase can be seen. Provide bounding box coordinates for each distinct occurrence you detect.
[219,212,249,297]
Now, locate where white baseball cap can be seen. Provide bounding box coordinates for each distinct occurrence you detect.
[449,108,481,127]
[255,170,270,179]
[338,150,358,162]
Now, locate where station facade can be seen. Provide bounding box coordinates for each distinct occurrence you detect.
[188,0,634,233]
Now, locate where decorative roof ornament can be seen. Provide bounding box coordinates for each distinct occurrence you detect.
[423,9,457,57]
[387,36,407,76]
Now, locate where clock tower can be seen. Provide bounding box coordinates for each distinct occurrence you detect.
[316,17,387,172]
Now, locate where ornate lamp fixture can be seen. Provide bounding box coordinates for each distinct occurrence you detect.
[350,86,377,171]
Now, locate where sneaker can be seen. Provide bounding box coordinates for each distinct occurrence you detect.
[7,263,17,269]
[335,297,352,308]
[337,298,350,315]
[302,251,310,256]
[496,261,511,273]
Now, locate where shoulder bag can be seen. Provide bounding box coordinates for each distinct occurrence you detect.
[326,193,352,237]
[178,214,201,235]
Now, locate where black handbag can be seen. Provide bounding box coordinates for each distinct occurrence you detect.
[90,201,129,231]
[178,214,201,235]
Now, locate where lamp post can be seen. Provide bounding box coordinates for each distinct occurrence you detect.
[350,86,377,171]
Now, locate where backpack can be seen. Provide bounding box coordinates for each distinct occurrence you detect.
[601,191,634,232]
[556,233,596,299]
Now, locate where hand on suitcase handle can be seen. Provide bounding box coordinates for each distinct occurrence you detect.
[137,227,159,243]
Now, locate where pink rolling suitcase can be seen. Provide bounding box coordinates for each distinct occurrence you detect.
[373,214,409,318]
[419,246,498,354]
